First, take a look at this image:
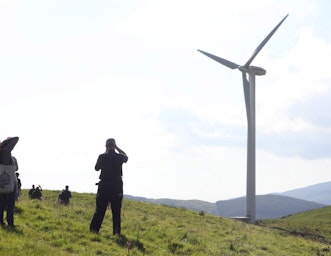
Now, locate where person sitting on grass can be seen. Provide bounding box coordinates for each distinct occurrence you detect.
[31,185,42,200]
[29,184,35,198]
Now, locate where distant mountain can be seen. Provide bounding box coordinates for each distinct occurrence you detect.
[125,194,324,219]
[216,194,325,219]
[124,195,217,214]
[275,181,331,205]
[125,181,331,219]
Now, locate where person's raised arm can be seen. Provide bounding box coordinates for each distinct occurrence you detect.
[0,137,19,165]
[115,145,128,163]
[115,145,127,156]
[0,137,19,151]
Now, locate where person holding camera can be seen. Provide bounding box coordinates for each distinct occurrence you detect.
[90,138,128,235]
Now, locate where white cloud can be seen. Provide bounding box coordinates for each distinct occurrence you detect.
[257,25,331,136]
[1,0,331,202]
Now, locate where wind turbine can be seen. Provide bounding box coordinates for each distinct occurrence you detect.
[198,14,288,222]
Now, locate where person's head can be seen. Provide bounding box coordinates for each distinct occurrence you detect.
[105,138,116,150]
[32,184,35,189]
[16,172,20,177]
[65,185,69,190]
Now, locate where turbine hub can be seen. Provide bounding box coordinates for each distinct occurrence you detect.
[239,66,266,76]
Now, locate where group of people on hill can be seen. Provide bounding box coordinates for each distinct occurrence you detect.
[0,136,73,228]
[1,136,128,236]
[29,184,43,200]
[28,184,71,204]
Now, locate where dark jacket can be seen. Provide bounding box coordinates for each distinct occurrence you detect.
[95,149,128,184]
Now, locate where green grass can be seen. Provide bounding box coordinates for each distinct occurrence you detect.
[259,206,331,244]
[0,190,330,255]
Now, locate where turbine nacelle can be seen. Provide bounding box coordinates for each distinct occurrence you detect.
[238,66,266,76]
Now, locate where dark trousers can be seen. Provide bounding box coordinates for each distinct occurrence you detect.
[90,182,123,234]
[0,187,17,226]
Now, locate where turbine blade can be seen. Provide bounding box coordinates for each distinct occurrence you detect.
[197,49,240,69]
[244,14,289,67]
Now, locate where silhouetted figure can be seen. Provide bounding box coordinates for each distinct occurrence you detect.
[29,185,35,198]
[0,136,19,228]
[15,172,21,200]
[31,185,42,200]
[90,138,128,235]
[58,185,71,205]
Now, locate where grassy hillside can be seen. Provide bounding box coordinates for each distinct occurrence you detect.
[259,206,331,244]
[0,190,330,255]
[142,198,217,215]
[124,195,217,215]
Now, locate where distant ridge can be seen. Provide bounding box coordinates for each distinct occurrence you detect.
[125,194,325,219]
[124,195,217,215]
[275,181,331,205]
[216,194,325,219]
[125,181,331,219]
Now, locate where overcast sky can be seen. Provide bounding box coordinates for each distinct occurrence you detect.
[1,0,331,203]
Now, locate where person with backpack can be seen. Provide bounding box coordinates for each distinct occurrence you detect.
[0,137,19,228]
[89,138,128,235]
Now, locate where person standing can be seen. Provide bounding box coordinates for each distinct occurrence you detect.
[0,137,19,228]
[14,157,21,200]
[90,138,128,235]
[58,185,72,205]
[15,173,22,200]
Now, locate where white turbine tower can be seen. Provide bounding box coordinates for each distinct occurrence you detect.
[198,15,288,222]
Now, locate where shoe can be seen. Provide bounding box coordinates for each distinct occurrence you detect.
[90,229,99,234]
[113,227,121,236]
